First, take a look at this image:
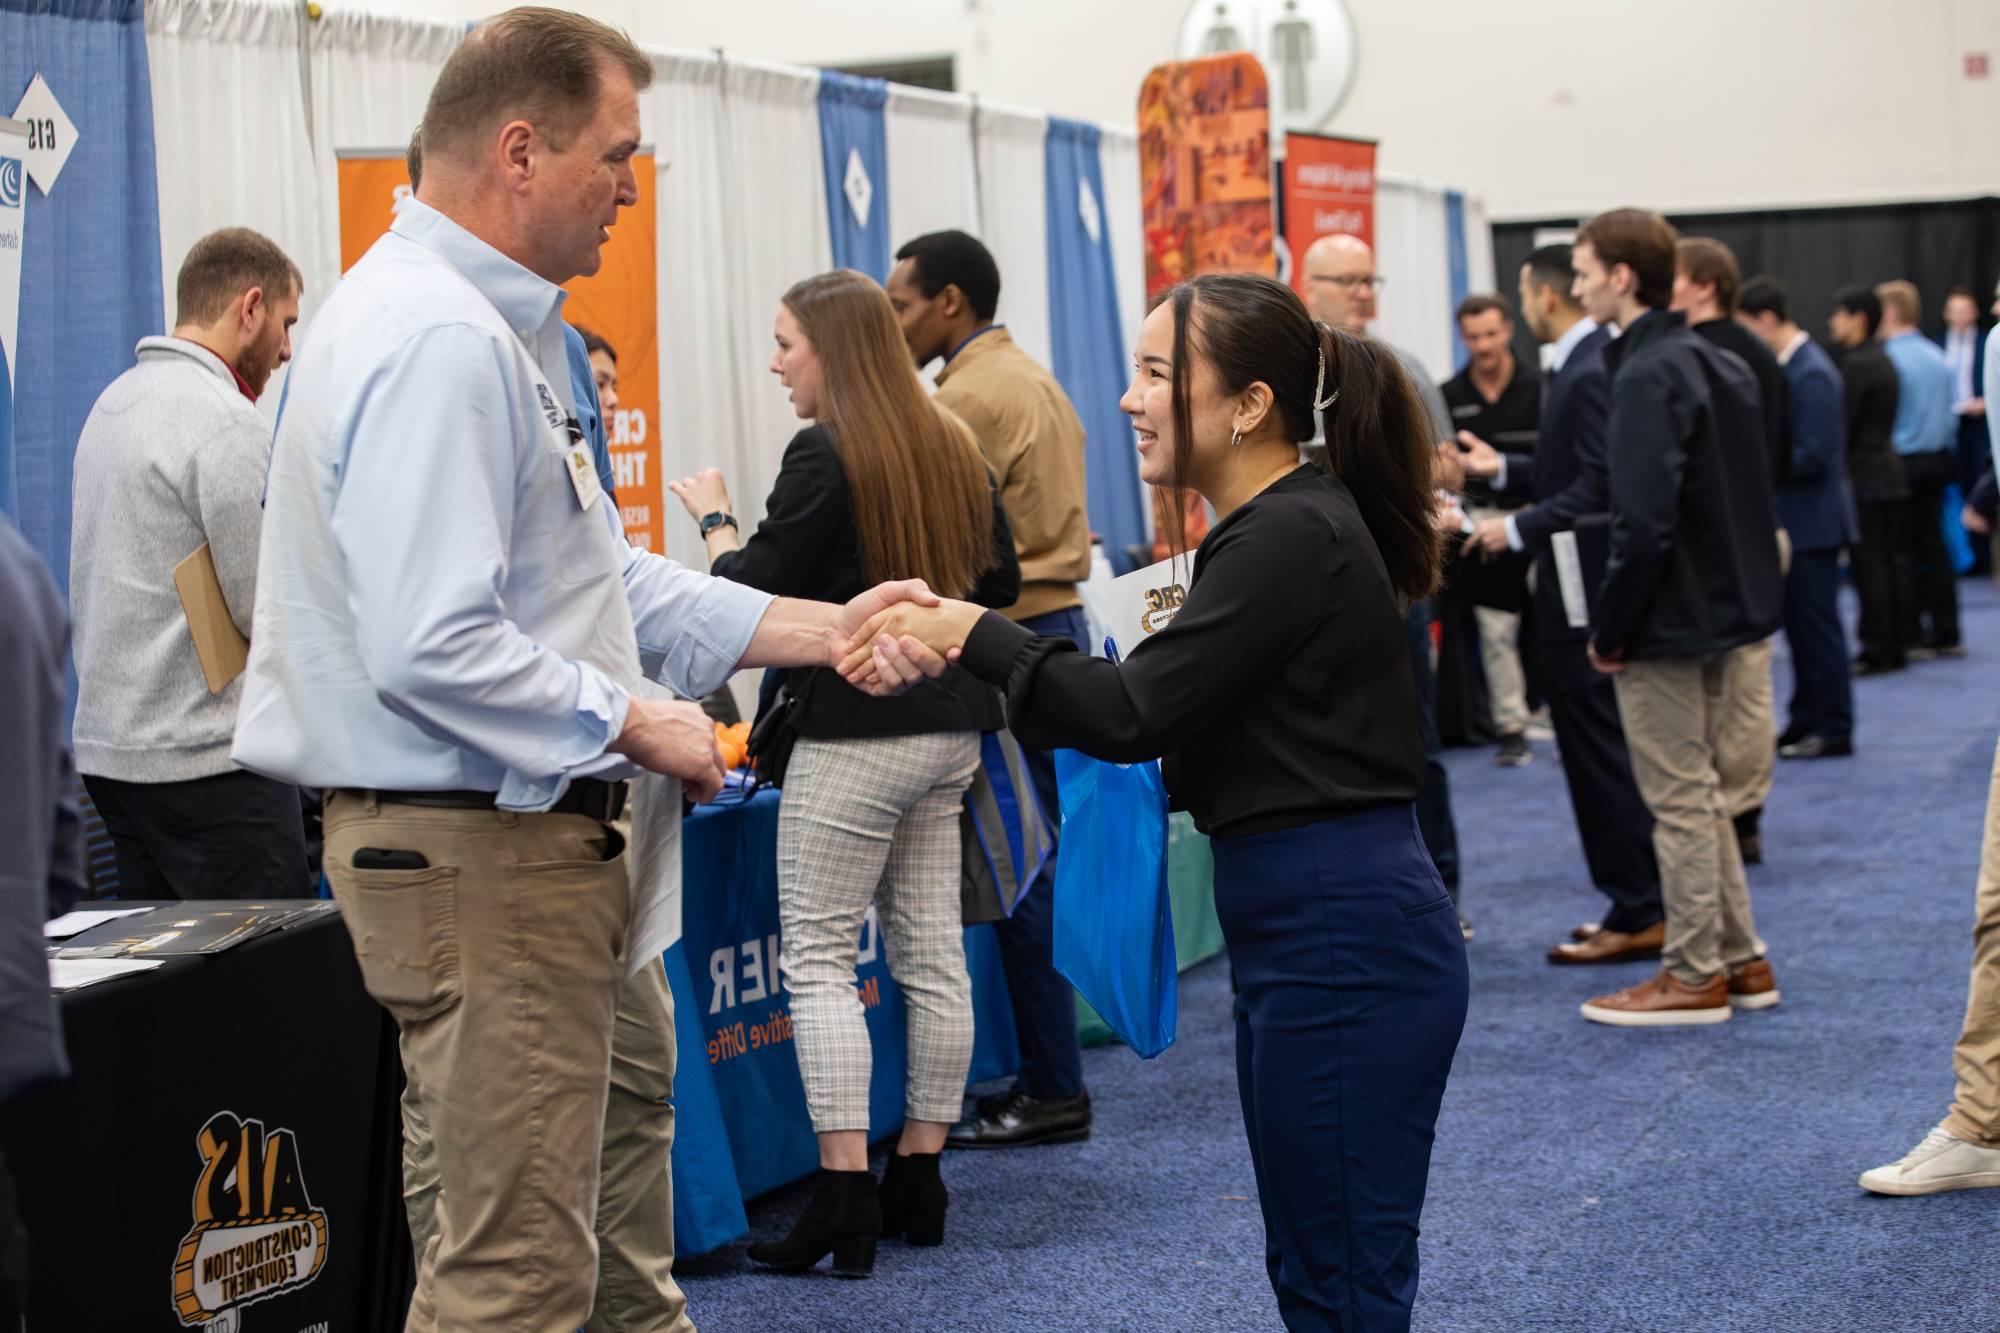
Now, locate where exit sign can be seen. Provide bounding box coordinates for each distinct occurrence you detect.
[1968,52,1990,79]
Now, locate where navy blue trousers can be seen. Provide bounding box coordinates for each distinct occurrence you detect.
[1213,805,1470,1332]
[998,606,1090,1100]
[1782,546,1855,743]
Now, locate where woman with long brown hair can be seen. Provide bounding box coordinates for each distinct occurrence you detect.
[668,269,1018,1277]
[838,272,1469,1331]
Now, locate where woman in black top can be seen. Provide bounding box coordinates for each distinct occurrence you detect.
[841,273,1469,1331]
[668,270,1018,1277]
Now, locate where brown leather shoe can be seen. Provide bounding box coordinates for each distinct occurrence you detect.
[1548,921,1664,965]
[1727,958,1781,1010]
[1570,922,1602,942]
[1580,970,1732,1026]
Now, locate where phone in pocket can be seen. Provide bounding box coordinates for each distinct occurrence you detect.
[352,847,431,871]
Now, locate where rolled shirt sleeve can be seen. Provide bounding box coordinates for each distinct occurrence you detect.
[616,520,773,700]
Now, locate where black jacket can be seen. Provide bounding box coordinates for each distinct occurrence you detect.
[1838,343,1909,503]
[1693,317,1790,496]
[713,425,1021,739]
[1592,310,1783,662]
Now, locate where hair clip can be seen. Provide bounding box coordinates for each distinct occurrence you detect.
[1313,340,1340,411]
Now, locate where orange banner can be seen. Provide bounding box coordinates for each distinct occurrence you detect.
[1137,53,1276,301]
[1281,133,1376,298]
[1137,55,1275,556]
[335,153,666,555]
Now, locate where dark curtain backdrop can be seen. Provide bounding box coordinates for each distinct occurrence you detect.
[1492,196,2000,354]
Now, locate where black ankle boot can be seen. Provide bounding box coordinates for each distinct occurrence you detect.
[747,1168,880,1277]
[878,1152,909,1239]
[884,1151,947,1247]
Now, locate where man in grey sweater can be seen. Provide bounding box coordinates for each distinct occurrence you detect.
[70,228,306,899]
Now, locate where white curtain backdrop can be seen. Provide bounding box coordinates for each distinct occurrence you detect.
[645,50,749,573]
[1461,190,1498,305]
[1097,127,1146,370]
[716,58,832,541]
[884,85,981,248]
[972,103,1052,371]
[1373,172,1456,386]
[145,0,321,416]
[306,10,461,300]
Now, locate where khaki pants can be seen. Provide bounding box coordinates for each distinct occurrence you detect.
[1468,506,1530,737]
[1946,740,2000,1148]
[402,964,691,1333]
[325,791,634,1333]
[1716,635,1777,819]
[1615,652,1766,984]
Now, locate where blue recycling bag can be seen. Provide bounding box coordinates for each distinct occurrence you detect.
[1943,482,1975,574]
[1050,747,1177,1058]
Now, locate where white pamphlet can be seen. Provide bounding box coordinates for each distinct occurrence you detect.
[1100,554,1194,659]
[621,679,684,975]
[49,957,166,992]
[1550,530,1590,630]
[43,906,152,939]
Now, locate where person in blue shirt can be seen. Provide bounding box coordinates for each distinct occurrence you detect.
[1877,280,1964,656]
[565,322,619,501]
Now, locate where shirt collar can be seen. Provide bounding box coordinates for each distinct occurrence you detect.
[938,324,1006,380]
[182,339,257,402]
[1779,329,1810,367]
[1548,317,1599,373]
[392,196,566,342]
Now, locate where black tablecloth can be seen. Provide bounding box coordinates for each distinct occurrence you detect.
[2,909,409,1330]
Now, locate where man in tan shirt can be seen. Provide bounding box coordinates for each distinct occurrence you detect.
[887,229,1096,1148]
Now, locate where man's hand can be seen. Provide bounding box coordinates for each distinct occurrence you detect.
[1964,502,1992,536]
[1958,397,1986,419]
[1455,430,1504,480]
[1431,444,1467,493]
[606,696,727,801]
[668,468,733,520]
[1587,643,1625,675]
[1461,516,1511,561]
[835,582,941,654]
[836,600,984,685]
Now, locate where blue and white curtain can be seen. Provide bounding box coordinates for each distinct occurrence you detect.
[1,0,164,596]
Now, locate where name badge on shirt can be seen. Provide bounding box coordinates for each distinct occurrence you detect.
[565,443,602,512]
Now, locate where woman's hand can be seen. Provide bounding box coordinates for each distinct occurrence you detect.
[669,468,733,520]
[836,600,984,687]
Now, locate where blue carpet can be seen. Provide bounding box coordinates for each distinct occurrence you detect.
[677,583,2000,1332]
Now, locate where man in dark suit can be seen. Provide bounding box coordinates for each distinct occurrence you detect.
[1457,245,1663,963]
[1739,277,1860,758]
[1830,286,1912,675]
[1939,286,1990,497]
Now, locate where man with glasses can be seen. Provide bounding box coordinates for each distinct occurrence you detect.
[1301,233,1467,938]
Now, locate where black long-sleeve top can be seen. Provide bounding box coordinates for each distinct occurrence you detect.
[956,467,1425,839]
[714,425,1021,739]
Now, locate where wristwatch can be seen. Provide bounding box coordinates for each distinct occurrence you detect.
[698,511,739,538]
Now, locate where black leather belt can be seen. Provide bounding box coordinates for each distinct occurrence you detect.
[356,778,628,823]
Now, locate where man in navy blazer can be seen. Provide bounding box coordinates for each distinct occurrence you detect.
[1740,277,1860,758]
[1459,244,1664,963]
[1938,286,1989,494]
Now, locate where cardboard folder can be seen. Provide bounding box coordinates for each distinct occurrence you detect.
[172,543,248,693]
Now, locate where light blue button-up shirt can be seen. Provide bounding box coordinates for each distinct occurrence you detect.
[1882,330,1957,457]
[233,199,771,810]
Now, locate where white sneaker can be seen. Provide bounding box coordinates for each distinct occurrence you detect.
[1858,1124,2000,1196]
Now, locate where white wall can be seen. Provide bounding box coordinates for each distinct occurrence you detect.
[346,0,2000,221]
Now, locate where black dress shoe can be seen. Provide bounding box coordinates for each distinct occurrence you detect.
[747,1168,879,1277]
[946,1090,1091,1149]
[1779,734,1854,760]
[1853,656,1905,677]
[1776,723,1808,750]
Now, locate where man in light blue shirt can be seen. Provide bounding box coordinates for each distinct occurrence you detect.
[1877,280,1963,655]
[234,12,931,1327]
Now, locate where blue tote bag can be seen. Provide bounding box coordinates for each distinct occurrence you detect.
[1050,748,1177,1058]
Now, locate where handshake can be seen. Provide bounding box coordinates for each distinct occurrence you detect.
[607,580,989,801]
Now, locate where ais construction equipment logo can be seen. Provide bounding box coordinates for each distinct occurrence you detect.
[171,1111,330,1327]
